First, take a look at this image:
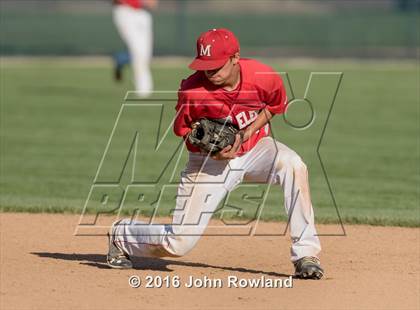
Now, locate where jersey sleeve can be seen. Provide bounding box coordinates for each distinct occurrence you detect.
[261,72,288,115]
[173,85,193,137]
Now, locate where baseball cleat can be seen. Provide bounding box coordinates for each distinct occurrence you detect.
[294,256,324,280]
[106,222,132,269]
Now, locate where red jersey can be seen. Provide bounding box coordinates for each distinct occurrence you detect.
[114,0,142,9]
[174,58,288,156]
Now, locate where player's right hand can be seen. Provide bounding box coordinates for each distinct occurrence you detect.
[211,134,242,160]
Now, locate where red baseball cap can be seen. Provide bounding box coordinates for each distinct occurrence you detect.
[189,28,240,71]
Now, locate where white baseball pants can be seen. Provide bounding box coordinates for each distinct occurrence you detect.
[113,5,153,97]
[113,137,321,262]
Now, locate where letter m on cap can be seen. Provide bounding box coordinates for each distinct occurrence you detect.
[200,44,211,57]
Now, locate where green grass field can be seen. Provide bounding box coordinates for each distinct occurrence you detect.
[1,58,419,227]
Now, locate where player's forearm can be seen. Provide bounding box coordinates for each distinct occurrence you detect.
[242,108,274,141]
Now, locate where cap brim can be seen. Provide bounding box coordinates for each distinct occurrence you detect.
[188,57,229,71]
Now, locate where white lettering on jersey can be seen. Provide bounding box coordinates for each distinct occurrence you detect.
[200,44,211,57]
[235,110,259,129]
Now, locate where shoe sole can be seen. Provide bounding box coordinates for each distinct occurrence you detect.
[106,255,133,269]
[106,261,133,269]
[296,267,324,279]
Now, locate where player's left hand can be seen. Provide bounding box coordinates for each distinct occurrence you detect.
[211,134,242,160]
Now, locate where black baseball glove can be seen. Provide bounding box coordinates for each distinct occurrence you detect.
[187,118,242,154]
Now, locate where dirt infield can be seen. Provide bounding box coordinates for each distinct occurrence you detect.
[1,213,419,310]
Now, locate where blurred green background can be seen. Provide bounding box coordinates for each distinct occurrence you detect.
[0,0,419,227]
[0,0,418,57]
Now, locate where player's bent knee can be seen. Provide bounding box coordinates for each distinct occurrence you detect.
[291,157,308,173]
[276,155,307,173]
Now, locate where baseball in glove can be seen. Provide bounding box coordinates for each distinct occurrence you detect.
[187,118,243,154]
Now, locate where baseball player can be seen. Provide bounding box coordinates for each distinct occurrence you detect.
[107,28,324,279]
[112,0,157,97]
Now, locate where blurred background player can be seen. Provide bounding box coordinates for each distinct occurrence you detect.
[112,0,158,97]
